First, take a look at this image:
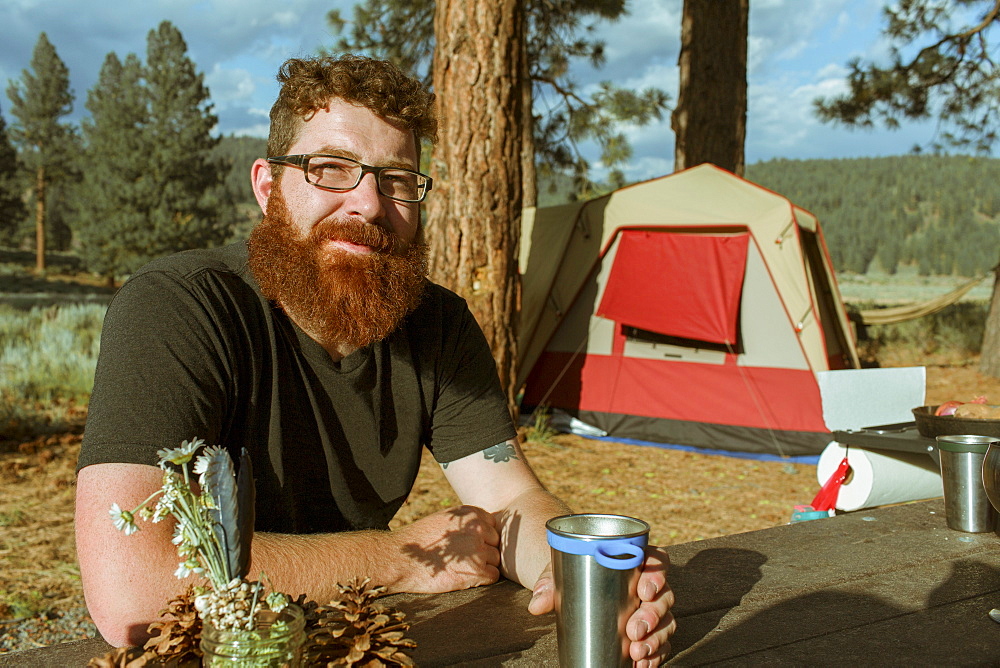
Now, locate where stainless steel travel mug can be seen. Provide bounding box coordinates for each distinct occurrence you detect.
[937,434,998,532]
[546,513,650,668]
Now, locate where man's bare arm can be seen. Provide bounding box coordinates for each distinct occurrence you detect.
[76,463,500,647]
[441,439,572,588]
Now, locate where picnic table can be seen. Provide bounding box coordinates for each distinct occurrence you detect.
[3,497,999,666]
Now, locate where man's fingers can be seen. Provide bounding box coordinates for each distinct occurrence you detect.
[638,546,670,601]
[527,568,555,615]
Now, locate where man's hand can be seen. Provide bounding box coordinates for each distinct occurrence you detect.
[387,505,501,593]
[528,546,677,667]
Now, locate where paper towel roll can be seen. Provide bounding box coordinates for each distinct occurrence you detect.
[816,442,943,511]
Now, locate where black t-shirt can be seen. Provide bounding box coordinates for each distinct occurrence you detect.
[79,241,516,533]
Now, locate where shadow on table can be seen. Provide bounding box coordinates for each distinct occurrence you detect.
[667,547,768,655]
[392,581,553,667]
[671,557,1000,665]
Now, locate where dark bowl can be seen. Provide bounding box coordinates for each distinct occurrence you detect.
[912,405,1000,439]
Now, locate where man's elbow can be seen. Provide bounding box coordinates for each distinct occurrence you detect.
[84,589,157,648]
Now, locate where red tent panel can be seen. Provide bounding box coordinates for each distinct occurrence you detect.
[526,351,828,434]
[596,231,749,345]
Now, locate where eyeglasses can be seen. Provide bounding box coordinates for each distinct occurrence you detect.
[266,154,433,203]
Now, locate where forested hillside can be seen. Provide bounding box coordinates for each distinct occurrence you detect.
[211,148,1000,280]
[745,155,1000,277]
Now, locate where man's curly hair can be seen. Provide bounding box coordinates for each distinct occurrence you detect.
[267,54,437,161]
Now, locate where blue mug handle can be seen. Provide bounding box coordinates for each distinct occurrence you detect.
[547,531,646,570]
[594,541,645,570]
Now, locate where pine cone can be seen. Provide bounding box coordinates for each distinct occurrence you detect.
[86,646,148,667]
[303,578,417,667]
[142,585,204,662]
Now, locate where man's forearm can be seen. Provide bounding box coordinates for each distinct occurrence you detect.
[495,488,572,588]
[250,529,397,602]
[251,504,502,603]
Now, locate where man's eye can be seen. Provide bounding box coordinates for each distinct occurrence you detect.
[383,172,417,186]
[313,161,350,174]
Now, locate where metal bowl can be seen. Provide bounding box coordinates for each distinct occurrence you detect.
[912,405,1000,439]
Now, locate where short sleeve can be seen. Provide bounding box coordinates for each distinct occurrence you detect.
[421,293,517,463]
[78,264,256,470]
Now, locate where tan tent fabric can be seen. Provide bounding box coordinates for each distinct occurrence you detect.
[517,164,860,388]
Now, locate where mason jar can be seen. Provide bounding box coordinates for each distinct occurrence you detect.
[200,604,306,667]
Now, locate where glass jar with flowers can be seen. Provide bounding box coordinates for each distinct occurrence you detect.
[109,437,304,667]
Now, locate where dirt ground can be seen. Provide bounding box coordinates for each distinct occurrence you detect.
[2,358,999,623]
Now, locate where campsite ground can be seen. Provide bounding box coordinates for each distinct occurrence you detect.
[2,351,998,648]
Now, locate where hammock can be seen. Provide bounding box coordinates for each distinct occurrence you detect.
[858,273,993,326]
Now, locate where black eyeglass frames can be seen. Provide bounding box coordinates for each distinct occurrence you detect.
[266,154,433,203]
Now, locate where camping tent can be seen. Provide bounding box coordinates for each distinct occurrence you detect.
[518,164,861,457]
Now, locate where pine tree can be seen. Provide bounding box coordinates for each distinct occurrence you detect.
[72,22,230,280]
[5,32,74,270]
[815,0,1000,154]
[328,0,668,202]
[0,108,26,245]
[142,20,229,260]
[74,52,150,280]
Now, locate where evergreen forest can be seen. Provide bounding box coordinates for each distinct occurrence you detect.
[745,155,1000,278]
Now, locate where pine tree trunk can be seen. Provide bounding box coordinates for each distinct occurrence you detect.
[35,164,46,272]
[980,265,1000,378]
[427,0,526,414]
[672,0,748,176]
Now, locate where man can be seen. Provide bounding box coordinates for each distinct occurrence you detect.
[75,54,675,664]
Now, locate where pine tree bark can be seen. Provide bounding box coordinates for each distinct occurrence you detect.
[672,0,748,176]
[34,164,46,272]
[427,0,526,413]
[980,264,1000,378]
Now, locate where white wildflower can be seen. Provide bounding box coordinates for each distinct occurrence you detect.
[109,503,139,535]
[193,453,211,476]
[157,438,202,466]
[174,557,205,579]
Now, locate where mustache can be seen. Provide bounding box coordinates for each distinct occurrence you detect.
[309,219,399,254]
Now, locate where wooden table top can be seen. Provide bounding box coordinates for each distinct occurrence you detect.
[4,497,999,666]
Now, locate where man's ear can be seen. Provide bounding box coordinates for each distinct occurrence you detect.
[250,159,274,214]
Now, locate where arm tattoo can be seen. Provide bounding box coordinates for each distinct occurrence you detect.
[483,441,518,464]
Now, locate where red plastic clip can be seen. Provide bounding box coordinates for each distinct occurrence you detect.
[810,456,851,512]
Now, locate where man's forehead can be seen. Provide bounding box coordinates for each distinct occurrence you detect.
[292,101,418,160]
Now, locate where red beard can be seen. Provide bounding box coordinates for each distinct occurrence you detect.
[247,191,428,351]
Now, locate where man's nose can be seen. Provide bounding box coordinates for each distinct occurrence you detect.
[341,172,386,222]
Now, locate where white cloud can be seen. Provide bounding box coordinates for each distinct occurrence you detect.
[206,65,256,105]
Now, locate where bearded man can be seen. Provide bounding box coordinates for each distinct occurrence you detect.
[75,54,675,664]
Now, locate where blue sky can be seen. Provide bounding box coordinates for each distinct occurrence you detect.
[0,0,960,182]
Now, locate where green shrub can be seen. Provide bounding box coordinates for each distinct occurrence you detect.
[0,303,105,402]
[0,303,105,439]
